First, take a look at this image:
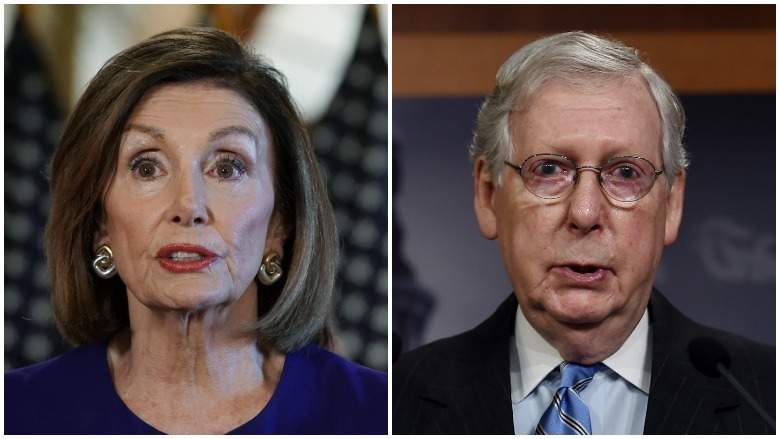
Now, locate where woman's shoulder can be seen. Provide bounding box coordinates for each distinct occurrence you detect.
[5,343,117,434]
[294,343,387,392]
[277,343,387,433]
[6,343,105,390]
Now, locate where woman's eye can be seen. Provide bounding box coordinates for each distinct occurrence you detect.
[211,154,248,181]
[138,162,155,178]
[129,157,163,180]
[216,162,237,179]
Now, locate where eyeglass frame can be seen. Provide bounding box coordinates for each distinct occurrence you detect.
[503,153,665,202]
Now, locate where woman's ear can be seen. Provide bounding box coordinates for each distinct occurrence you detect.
[264,210,290,257]
[93,221,109,250]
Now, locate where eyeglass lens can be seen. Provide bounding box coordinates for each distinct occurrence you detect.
[520,154,658,201]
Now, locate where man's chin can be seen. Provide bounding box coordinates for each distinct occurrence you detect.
[545,304,613,328]
[544,309,624,362]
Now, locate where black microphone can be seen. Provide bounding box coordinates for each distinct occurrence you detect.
[688,337,775,431]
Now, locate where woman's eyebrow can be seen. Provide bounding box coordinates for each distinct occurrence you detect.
[209,125,258,147]
[124,123,166,141]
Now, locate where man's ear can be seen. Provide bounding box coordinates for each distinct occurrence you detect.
[663,170,686,246]
[264,210,290,257]
[473,157,498,240]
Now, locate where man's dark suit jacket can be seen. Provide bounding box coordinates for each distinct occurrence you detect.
[393,290,775,434]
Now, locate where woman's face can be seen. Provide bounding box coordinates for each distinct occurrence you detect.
[101,81,285,312]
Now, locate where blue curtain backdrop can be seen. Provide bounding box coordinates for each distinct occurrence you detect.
[392,94,775,353]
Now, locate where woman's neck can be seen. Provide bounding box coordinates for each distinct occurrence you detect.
[107,289,284,433]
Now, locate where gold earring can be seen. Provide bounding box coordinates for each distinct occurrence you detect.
[92,245,117,279]
[258,252,283,285]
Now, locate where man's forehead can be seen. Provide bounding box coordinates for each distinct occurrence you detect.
[510,75,663,159]
[525,75,656,110]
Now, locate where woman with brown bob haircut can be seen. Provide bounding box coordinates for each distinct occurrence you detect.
[5,27,387,434]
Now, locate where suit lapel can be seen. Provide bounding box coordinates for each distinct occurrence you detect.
[643,291,741,434]
[644,348,740,433]
[415,295,517,434]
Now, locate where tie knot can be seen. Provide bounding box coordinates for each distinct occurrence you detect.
[559,361,599,391]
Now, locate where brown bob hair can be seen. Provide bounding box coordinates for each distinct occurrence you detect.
[46,27,338,353]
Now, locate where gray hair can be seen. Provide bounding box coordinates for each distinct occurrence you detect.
[469,31,688,187]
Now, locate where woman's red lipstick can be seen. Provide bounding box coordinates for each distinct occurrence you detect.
[156,244,218,273]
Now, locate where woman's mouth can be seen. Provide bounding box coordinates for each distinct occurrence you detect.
[156,244,218,273]
[169,251,207,261]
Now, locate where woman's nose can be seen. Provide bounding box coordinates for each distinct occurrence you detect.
[169,172,209,226]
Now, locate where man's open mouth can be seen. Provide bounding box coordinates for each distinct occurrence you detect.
[553,264,611,284]
[567,265,601,274]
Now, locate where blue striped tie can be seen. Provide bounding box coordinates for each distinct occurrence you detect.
[536,362,599,435]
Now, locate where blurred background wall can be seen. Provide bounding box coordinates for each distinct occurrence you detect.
[392,4,775,355]
[5,4,388,371]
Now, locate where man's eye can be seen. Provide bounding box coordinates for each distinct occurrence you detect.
[611,164,640,180]
[534,160,566,177]
[619,166,635,178]
[542,163,557,175]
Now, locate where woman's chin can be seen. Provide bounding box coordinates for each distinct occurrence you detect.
[141,288,234,314]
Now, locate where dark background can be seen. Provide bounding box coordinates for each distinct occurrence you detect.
[5,5,388,372]
[394,95,775,348]
[392,4,775,353]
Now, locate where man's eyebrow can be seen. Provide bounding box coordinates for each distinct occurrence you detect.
[209,125,258,146]
[124,123,166,141]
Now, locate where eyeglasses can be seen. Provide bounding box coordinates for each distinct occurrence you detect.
[504,153,664,202]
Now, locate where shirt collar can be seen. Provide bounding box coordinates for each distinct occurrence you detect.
[511,304,651,402]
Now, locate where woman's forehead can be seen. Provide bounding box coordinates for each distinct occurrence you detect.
[124,82,272,150]
[130,82,268,133]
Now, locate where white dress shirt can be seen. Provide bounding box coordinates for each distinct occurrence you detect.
[510,305,652,434]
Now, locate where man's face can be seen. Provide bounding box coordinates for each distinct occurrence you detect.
[474,75,685,362]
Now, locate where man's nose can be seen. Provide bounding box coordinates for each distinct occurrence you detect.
[168,171,209,226]
[566,169,605,235]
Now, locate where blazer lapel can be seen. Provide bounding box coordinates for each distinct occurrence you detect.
[643,291,741,434]
[419,341,514,433]
[414,295,517,434]
[644,349,740,433]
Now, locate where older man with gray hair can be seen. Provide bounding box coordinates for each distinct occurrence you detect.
[393,31,774,435]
